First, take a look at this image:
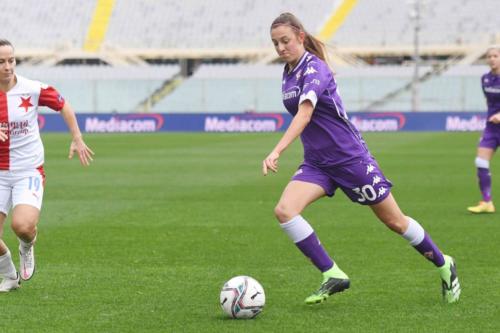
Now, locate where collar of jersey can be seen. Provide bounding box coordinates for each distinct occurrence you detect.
[286,51,309,75]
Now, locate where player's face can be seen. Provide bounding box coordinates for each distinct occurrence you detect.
[271,25,305,68]
[486,49,500,72]
[0,45,16,86]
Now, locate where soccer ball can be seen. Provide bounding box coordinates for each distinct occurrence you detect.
[220,276,265,319]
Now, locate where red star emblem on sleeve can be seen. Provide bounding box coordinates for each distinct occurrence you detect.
[19,96,33,113]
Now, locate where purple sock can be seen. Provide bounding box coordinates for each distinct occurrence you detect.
[477,167,492,202]
[295,233,334,272]
[414,233,445,267]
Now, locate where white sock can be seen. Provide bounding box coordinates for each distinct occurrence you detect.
[280,215,314,243]
[402,217,425,246]
[19,234,36,253]
[0,250,17,279]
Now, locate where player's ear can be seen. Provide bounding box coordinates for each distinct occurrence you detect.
[297,31,306,44]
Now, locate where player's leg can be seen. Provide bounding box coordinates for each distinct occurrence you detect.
[370,194,460,303]
[0,213,20,292]
[275,180,331,271]
[275,172,349,304]
[468,147,495,213]
[11,204,39,281]
[11,170,44,281]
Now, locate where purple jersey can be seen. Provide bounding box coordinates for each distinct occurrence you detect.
[281,52,369,167]
[481,72,500,130]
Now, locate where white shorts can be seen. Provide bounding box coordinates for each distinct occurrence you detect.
[0,167,45,215]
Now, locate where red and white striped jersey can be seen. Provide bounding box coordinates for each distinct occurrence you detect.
[0,75,65,171]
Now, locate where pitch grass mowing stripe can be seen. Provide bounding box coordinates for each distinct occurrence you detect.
[0,132,498,332]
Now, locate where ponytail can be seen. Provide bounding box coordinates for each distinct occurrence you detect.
[304,33,327,62]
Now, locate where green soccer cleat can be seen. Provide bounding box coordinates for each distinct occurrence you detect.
[305,264,350,305]
[467,201,495,214]
[440,255,461,304]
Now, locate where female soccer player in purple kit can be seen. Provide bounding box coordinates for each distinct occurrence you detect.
[467,45,500,214]
[262,13,461,305]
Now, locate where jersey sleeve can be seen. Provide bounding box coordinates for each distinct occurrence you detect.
[298,60,330,108]
[39,85,65,111]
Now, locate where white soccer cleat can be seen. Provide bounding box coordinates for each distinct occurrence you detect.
[19,244,35,281]
[0,273,21,292]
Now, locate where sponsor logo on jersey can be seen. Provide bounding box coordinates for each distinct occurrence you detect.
[484,86,500,93]
[204,114,284,132]
[4,120,30,136]
[282,86,301,101]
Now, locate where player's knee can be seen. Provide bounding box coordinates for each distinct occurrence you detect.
[380,214,407,234]
[11,218,36,238]
[274,202,297,223]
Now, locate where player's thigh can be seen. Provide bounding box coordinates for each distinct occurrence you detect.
[0,174,13,218]
[276,180,326,216]
[0,212,7,239]
[476,147,495,160]
[11,171,44,227]
[369,193,407,234]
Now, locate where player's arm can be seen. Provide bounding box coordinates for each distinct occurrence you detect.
[488,111,500,124]
[60,102,94,166]
[262,100,314,175]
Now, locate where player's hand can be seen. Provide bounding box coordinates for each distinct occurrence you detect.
[69,136,95,166]
[0,124,8,142]
[262,151,280,176]
[488,112,500,124]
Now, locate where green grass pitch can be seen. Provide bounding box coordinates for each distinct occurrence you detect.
[1,132,499,332]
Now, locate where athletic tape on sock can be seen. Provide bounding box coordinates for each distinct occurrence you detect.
[280,215,314,243]
[475,157,490,169]
[402,217,425,246]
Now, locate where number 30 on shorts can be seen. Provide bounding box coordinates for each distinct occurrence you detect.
[352,185,377,202]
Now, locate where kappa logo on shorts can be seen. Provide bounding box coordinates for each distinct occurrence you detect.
[366,164,375,175]
[378,187,387,197]
[294,168,303,176]
[372,175,381,185]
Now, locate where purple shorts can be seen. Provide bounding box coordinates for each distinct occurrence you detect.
[479,126,500,150]
[291,157,392,205]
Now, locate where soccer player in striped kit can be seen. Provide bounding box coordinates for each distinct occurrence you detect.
[467,45,500,214]
[262,13,460,304]
[0,39,94,292]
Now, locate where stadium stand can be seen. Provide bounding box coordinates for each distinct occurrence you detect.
[334,0,499,48]
[2,0,94,50]
[1,0,498,112]
[104,0,338,49]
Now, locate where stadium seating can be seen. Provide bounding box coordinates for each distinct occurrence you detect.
[334,0,499,47]
[105,0,337,49]
[2,0,94,50]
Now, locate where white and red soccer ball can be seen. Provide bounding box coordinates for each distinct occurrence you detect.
[220,276,265,319]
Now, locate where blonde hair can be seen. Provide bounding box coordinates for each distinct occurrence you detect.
[270,12,327,62]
